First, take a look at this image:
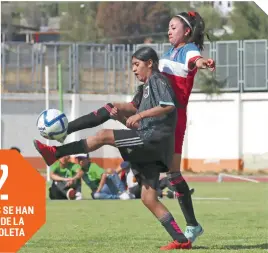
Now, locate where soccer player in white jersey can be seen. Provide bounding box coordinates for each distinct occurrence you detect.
[158,12,215,246]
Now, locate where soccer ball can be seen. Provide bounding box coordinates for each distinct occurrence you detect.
[36,109,68,141]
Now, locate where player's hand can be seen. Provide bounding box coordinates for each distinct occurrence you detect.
[196,58,215,71]
[110,107,120,120]
[126,114,141,129]
[205,58,215,71]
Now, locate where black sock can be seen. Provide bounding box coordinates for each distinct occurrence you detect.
[167,172,198,227]
[159,212,188,243]
[166,190,175,199]
[67,103,114,134]
[55,139,88,159]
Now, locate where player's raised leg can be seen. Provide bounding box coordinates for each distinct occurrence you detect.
[59,101,138,143]
[66,103,114,135]
[34,129,116,166]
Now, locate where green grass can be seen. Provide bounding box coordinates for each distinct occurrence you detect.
[20,183,268,253]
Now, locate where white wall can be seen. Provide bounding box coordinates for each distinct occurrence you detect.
[2,92,268,170]
[184,93,268,169]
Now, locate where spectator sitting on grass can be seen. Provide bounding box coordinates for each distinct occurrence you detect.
[49,155,82,200]
[73,153,132,200]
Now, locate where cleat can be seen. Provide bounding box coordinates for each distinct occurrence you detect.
[33,139,57,166]
[184,224,204,243]
[66,188,76,200]
[190,188,195,195]
[160,240,192,250]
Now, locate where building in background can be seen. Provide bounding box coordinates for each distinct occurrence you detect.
[190,1,233,16]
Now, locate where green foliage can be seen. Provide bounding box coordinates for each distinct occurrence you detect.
[195,5,223,36]
[59,2,100,42]
[166,1,191,16]
[197,70,226,96]
[228,2,268,40]
[96,2,170,43]
[40,3,59,17]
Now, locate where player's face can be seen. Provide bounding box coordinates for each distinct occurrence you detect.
[132,57,153,83]
[168,17,187,47]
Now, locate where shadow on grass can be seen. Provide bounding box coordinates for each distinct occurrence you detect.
[217,243,268,250]
[192,243,268,250]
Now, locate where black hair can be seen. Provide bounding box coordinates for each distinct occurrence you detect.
[175,11,206,51]
[10,146,21,153]
[132,46,159,71]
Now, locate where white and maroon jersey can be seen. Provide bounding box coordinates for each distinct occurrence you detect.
[159,43,202,107]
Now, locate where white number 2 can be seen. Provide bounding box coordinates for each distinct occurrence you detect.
[0,165,8,190]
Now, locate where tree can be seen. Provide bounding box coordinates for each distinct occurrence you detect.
[196,71,226,96]
[166,1,191,16]
[96,2,170,44]
[228,2,268,40]
[1,2,55,35]
[195,5,223,37]
[41,3,59,17]
[59,2,100,42]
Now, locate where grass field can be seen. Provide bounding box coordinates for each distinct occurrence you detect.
[20,182,268,253]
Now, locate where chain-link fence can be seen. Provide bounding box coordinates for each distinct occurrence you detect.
[1,40,268,94]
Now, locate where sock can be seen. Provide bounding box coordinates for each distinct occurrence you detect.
[167,172,198,227]
[67,103,114,134]
[159,212,188,243]
[55,139,88,159]
[166,190,175,199]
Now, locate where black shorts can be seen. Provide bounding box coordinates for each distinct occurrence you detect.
[113,129,162,164]
[131,161,166,190]
[113,129,168,190]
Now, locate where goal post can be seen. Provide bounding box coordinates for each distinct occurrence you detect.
[45,65,50,182]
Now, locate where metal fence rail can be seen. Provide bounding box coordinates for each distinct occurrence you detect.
[1,40,268,94]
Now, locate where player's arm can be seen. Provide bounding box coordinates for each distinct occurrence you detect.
[126,81,175,128]
[110,106,133,126]
[113,102,137,116]
[195,58,215,71]
[126,105,175,128]
[112,84,142,117]
[140,104,175,118]
[185,46,215,71]
[111,85,143,126]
